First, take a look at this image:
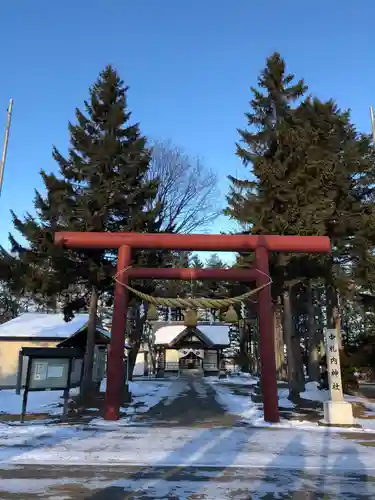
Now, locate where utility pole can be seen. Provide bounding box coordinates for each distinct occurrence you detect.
[0,98,13,198]
[370,106,375,144]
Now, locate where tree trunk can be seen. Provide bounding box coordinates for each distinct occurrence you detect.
[127,303,147,381]
[148,344,157,374]
[306,280,319,382]
[274,299,287,380]
[291,331,305,392]
[291,286,305,393]
[81,285,99,399]
[239,322,250,372]
[283,289,301,400]
[325,269,338,330]
[147,323,157,374]
[128,340,141,381]
[315,287,324,357]
[253,318,260,376]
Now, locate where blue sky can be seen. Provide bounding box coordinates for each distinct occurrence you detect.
[0,1,374,264]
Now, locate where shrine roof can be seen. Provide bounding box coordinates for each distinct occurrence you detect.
[0,313,109,340]
[154,323,230,347]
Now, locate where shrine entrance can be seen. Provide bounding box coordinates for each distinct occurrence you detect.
[54,231,331,423]
[179,351,202,370]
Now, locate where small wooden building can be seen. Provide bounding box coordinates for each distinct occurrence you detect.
[0,313,110,388]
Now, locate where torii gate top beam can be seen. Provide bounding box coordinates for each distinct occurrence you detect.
[55,232,330,253]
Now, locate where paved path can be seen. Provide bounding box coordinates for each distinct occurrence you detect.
[1,374,375,499]
[135,371,240,428]
[0,463,374,499]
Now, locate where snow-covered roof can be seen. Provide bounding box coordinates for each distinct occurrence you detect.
[0,313,108,339]
[154,324,230,346]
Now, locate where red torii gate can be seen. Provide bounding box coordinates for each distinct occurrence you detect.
[54,232,331,423]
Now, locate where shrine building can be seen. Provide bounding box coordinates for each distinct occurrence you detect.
[134,322,230,377]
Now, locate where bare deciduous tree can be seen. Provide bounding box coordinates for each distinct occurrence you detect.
[126,140,222,378]
[148,139,221,233]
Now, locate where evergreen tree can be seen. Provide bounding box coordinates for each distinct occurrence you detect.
[2,66,160,397]
[0,282,19,324]
[226,53,311,396]
[227,52,307,233]
[295,99,375,322]
[292,99,375,391]
[225,53,334,397]
[203,253,227,299]
[226,52,375,395]
[190,254,204,269]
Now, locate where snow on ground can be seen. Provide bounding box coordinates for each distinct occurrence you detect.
[90,377,188,427]
[206,372,258,386]
[346,394,375,412]
[213,375,375,413]
[1,424,375,472]
[301,381,330,402]
[0,377,189,454]
[0,468,374,499]
[1,375,375,469]
[0,476,103,497]
[0,375,374,481]
[206,377,375,433]
[278,388,295,409]
[0,387,80,416]
[357,418,375,430]
[302,381,375,414]
[207,378,264,422]
[0,377,185,427]
[125,378,188,414]
[214,375,375,416]
[93,474,374,500]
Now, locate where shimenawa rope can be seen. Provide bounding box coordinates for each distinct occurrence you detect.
[114,266,272,309]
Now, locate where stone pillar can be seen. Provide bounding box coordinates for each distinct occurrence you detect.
[323,328,354,426]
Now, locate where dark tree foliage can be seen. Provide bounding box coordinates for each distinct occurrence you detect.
[190,254,204,269]
[2,65,160,309]
[0,283,19,324]
[225,51,375,390]
[225,52,321,300]
[226,52,375,293]
[202,253,228,299]
[226,52,307,233]
[0,66,162,394]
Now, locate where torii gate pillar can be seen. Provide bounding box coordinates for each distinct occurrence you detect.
[105,245,131,421]
[255,245,278,421]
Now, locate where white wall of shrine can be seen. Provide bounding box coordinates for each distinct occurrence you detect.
[164,348,218,371]
[165,349,179,363]
[132,348,220,376]
[203,350,219,372]
[133,351,145,376]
